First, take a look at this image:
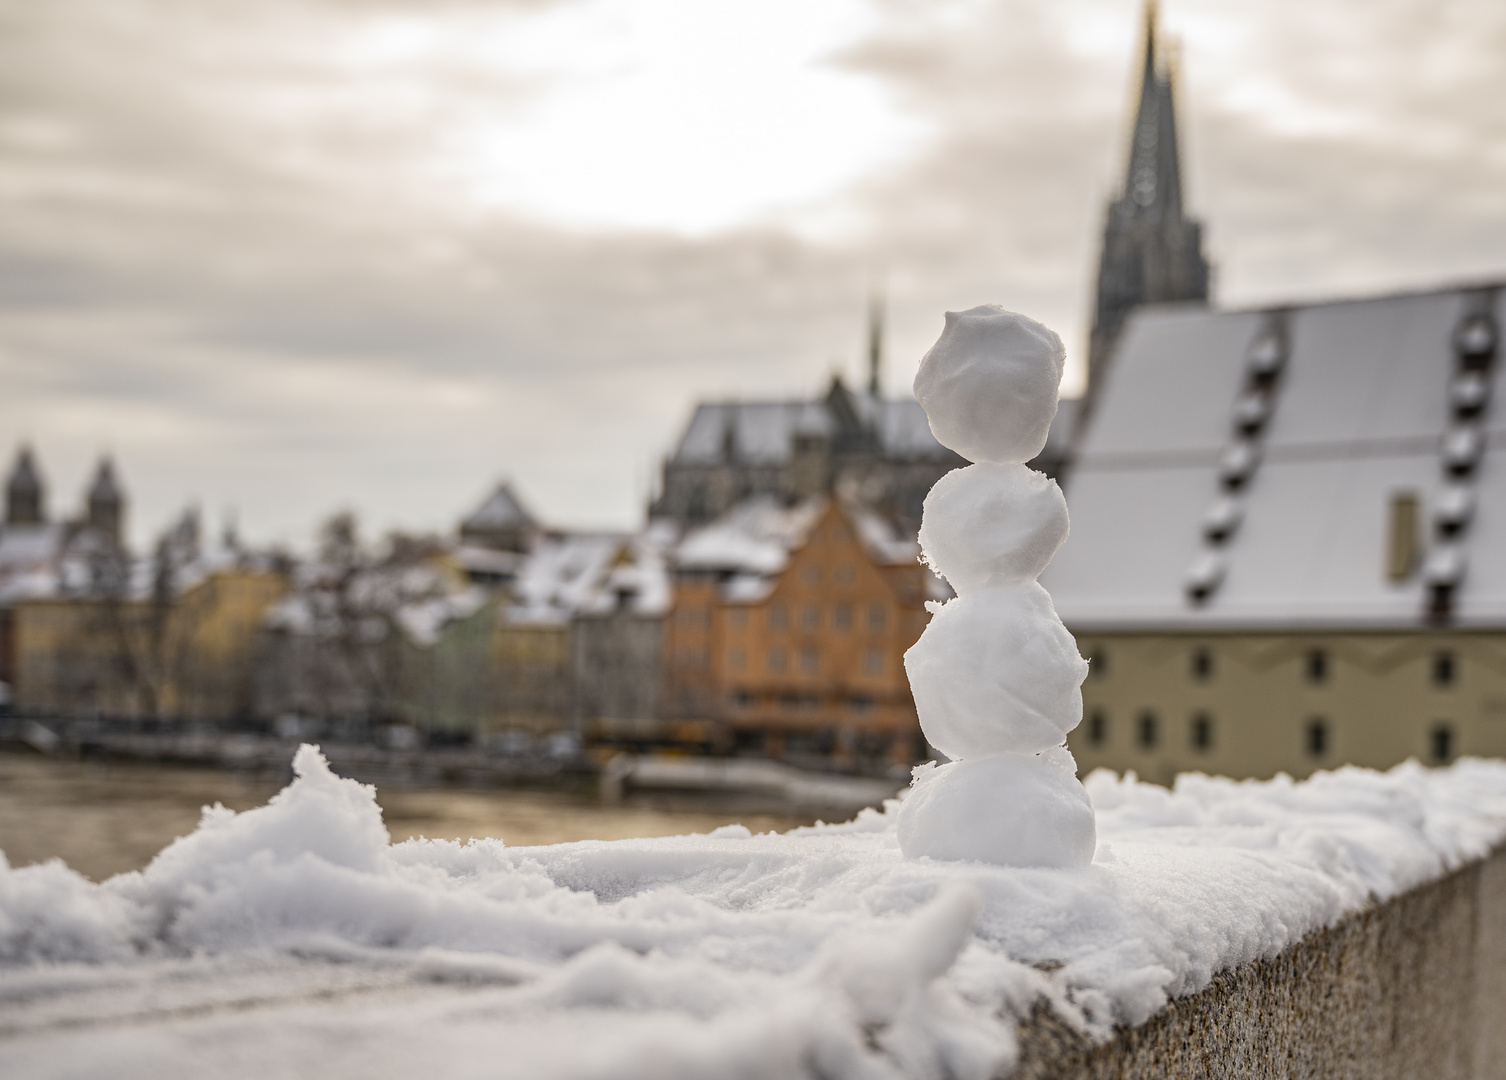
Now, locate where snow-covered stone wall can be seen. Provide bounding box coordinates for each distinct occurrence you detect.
[3,747,1506,1079]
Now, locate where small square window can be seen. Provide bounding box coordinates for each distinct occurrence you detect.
[1137,712,1158,748]
[834,565,856,584]
[1087,709,1107,745]
[802,566,821,584]
[1190,712,1213,751]
[833,604,852,630]
[867,605,886,631]
[1306,649,1328,684]
[864,649,883,674]
[801,605,820,630]
[1306,718,1328,757]
[1431,722,1454,763]
[768,606,788,630]
[1190,648,1213,681]
[1088,647,1109,678]
[800,648,818,673]
[767,649,787,673]
[1432,651,1456,687]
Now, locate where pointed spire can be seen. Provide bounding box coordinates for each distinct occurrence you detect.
[87,455,125,544]
[1084,0,1210,418]
[866,287,885,397]
[5,444,45,525]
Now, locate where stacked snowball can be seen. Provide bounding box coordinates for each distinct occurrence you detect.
[898,305,1096,868]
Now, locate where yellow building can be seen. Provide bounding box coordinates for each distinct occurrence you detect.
[1046,283,1506,782]
[12,567,286,722]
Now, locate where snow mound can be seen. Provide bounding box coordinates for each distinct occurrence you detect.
[918,463,1069,592]
[905,582,1087,759]
[912,306,1064,465]
[3,748,1506,1080]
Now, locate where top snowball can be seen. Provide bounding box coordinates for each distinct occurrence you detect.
[913,306,1065,464]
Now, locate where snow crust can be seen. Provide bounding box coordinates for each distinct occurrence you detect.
[4,747,1506,1080]
[913,307,1064,465]
[902,306,1089,866]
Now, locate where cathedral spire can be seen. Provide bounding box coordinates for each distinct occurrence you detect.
[1085,1,1209,407]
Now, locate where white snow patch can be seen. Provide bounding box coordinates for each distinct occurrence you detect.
[2,747,1506,1079]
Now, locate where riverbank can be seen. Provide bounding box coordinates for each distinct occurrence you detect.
[0,751,813,881]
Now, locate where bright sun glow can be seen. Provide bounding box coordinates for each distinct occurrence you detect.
[340,0,928,235]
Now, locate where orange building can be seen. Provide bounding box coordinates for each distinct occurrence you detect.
[664,496,936,771]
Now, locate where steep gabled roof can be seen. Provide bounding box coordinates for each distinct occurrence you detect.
[1045,282,1506,629]
[462,483,535,532]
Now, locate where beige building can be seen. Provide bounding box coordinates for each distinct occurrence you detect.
[1046,282,1506,782]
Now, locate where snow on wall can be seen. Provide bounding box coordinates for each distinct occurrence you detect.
[3,747,1506,1080]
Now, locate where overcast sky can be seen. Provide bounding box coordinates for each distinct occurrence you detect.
[2,0,1504,549]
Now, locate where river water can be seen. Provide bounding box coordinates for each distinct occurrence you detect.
[0,751,814,882]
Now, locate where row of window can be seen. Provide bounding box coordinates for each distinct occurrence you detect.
[1087,647,1462,687]
[1084,709,1457,762]
[726,647,886,675]
[729,691,878,713]
[676,604,893,632]
[798,564,858,585]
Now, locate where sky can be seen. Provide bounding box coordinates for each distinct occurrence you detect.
[2,0,1504,549]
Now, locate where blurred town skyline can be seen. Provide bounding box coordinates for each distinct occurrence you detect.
[3,0,1504,550]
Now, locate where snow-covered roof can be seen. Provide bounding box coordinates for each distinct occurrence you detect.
[670,395,955,467]
[1044,282,1506,629]
[506,526,673,625]
[675,495,826,577]
[462,483,535,532]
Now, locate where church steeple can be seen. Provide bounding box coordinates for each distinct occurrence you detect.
[1086,1,1210,404]
[87,456,124,545]
[5,445,45,526]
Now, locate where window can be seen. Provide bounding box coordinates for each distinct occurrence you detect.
[767,649,787,673]
[1306,718,1328,757]
[1305,649,1328,684]
[1088,647,1109,678]
[834,565,856,584]
[800,647,818,673]
[1190,648,1213,681]
[731,690,752,709]
[1190,712,1213,751]
[801,605,820,630]
[1137,711,1158,749]
[729,610,748,630]
[728,649,746,671]
[768,605,788,630]
[833,604,853,630]
[867,605,887,631]
[802,565,821,584]
[1431,723,1454,763]
[849,695,874,713]
[1087,709,1107,746]
[1433,651,1456,687]
[864,649,884,674]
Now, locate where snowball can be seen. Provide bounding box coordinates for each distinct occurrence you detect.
[896,752,1096,867]
[919,463,1068,593]
[905,582,1087,759]
[913,305,1065,465]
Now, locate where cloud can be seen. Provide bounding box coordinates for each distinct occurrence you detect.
[0,0,1502,547]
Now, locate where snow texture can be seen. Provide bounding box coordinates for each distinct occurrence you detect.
[905,582,1087,759]
[918,464,1069,592]
[912,307,1064,466]
[902,307,1089,866]
[3,748,1506,1080]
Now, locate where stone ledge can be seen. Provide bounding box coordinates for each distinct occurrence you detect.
[1013,848,1506,1080]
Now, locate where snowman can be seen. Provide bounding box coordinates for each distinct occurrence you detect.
[897,305,1096,868]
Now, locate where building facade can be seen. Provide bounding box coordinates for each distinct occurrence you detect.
[1046,282,1506,781]
[663,497,934,772]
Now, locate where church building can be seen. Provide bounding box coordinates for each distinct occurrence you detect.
[1045,6,1506,784]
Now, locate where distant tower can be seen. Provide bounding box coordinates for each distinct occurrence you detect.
[1086,2,1210,405]
[867,288,885,396]
[87,456,125,544]
[5,446,45,526]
